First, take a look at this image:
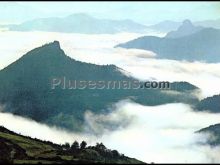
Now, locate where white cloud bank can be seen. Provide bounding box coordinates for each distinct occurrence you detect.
[0,31,220,163]
[1,101,220,163]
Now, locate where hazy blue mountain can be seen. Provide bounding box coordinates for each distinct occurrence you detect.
[195,18,220,29]
[147,20,181,33]
[165,20,204,38]
[196,95,220,113]
[7,13,148,34]
[116,28,220,62]
[197,124,220,146]
[0,41,199,131]
[147,19,220,33]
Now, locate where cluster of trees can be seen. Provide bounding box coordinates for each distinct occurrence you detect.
[62,140,87,151]
[61,140,123,159]
[88,143,122,158]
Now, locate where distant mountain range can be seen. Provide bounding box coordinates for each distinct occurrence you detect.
[0,41,199,131]
[2,13,220,34]
[146,19,220,33]
[0,126,143,164]
[165,20,204,38]
[6,13,148,34]
[116,20,220,63]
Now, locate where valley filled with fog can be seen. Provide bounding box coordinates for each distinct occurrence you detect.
[0,30,220,163]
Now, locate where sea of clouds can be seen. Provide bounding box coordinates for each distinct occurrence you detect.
[0,30,220,163]
[0,31,220,98]
[1,101,220,163]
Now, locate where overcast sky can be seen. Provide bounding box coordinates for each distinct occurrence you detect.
[0,2,219,25]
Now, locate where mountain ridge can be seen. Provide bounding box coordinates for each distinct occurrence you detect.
[0,41,199,131]
[7,13,148,34]
[116,27,220,62]
[165,20,204,38]
[196,94,220,113]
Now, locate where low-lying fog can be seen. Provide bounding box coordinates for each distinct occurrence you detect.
[1,101,220,163]
[0,30,220,163]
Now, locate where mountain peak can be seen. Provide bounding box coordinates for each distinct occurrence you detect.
[182,19,193,27]
[18,40,65,61]
[38,40,62,52]
[165,19,203,38]
[178,19,195,31]
[45,40,61,49]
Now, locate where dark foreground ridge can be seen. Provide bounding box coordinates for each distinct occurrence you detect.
[0,126,145,164]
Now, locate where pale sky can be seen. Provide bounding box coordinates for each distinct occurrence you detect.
[0,1,219,25]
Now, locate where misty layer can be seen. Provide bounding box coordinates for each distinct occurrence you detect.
[1,101,220,163]
[0,31,219,163]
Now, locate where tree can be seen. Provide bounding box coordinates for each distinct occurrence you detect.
[80,141,87,149]
[112,150,120,158]
[95,143,106,151]
[62,142,70,150]
[71,141,79,150]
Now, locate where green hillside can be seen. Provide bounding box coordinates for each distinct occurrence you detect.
[0,126,144,164]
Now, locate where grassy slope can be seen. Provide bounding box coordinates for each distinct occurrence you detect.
[0,126,144,164]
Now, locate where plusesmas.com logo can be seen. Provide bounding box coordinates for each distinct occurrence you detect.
[51,77,170,90]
